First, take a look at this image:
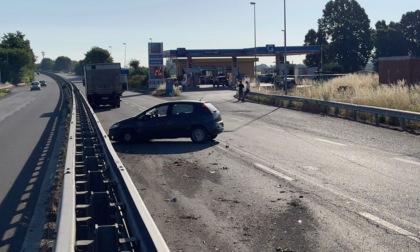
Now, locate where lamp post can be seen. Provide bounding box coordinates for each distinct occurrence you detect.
[149,38,152,43]
[123,43,126,68]
[250,2,257,85]
[109,46,112,55]
[283,0,288,95]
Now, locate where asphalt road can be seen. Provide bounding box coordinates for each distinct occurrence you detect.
[0,74,63,252]
[65,74,420,251]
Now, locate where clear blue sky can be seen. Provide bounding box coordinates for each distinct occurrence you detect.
[1,0,418,67]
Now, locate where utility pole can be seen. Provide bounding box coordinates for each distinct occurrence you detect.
[123,43,126,68]
[283,0,288,95]
[250,2,257,86]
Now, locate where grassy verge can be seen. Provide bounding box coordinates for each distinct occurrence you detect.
[0,84,12,98]
[248,73,420,132]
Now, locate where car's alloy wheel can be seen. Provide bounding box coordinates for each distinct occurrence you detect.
[191,127,208,143]
[120,130,135,144]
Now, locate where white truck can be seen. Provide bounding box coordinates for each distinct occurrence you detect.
[83,63,123,108]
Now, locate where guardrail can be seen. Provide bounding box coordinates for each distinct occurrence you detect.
[248,92,420,131]
[46,73,169,251]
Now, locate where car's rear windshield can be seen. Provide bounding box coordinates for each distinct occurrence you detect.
[203,102,218,112]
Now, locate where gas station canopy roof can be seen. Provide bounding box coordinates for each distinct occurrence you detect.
[163,45,321,58]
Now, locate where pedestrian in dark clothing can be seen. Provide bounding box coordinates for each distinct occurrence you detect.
[237,82,245,102]
[244,81,250,101]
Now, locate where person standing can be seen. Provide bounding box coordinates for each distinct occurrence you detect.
[181,78,187,91]
[243,81,251,101]
[237,81,245,102]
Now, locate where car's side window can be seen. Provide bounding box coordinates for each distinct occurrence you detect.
[172,104,194,116]
[156,105,168,117]
[144,105,168,118]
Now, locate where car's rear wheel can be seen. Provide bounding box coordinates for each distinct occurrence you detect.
[119,130,135,144]
[190,127,208,143]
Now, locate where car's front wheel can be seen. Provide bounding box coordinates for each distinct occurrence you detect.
[119,130,136,144]
[190,127,208,143]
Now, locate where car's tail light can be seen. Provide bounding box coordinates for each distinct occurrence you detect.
[201,103,212,113]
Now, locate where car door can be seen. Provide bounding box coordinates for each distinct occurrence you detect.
[167,103,195,137]
[134,104,170,139]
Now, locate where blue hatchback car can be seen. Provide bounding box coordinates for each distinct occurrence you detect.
[109,100,224,143]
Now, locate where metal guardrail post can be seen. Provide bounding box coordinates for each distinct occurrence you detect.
[247,92,420,130]
[49,74,169,251]
[54,81,77,252]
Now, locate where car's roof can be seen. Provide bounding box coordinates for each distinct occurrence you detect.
[157,100,209,105]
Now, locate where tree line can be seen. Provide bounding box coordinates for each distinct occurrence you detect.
[1,0,419,84]
[303,0,420,73]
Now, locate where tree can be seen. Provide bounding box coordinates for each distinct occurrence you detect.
[0,31,35,83]
[399,10,420,56]
[84,47,112,64]
[74,60,85,76]
[373,21,408,57]
[73,47,113,76]
[39,58,54,71]
[129,59,140,72]
[303,28,328,69]
[54,56,72,72]
[318,0,373,73]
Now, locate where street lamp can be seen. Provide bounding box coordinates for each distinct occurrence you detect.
[250,2,257,85]
[109,46,112,55]
[149,38,152,43]
[123,43,126,68]
[283,0,288,95]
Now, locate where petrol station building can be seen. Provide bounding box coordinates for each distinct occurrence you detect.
[162,45,321,85]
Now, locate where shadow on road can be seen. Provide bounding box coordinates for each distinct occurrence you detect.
[0,85,63,251]
[112,140,220,155]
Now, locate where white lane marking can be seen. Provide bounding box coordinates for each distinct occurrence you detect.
[394,157,420,167]
[254,163,294,181]
[302,165,319,171]
[262,125,285,132]
[216,145,293,181]
[122,100,147,110]
[359,212,420,243]
[315,138,346,146]
[231,117,245,122]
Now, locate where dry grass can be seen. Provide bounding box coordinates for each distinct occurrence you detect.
[289,73,420,112]
[151,83,181,97]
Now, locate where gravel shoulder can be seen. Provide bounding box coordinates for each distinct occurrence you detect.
[113,141,320,252]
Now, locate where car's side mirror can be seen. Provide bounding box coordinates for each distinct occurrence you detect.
[139,114,151,121]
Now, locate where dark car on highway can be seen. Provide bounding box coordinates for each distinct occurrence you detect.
[30,81,41,91]
[213,76,229,87]
[109,100,224,143]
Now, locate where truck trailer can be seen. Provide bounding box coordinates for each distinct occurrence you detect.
[84,63,122,108]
